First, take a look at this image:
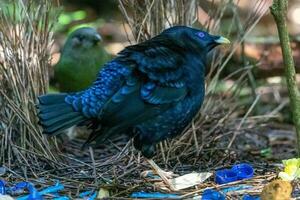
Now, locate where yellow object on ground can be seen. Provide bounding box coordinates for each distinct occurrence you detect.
[97,187,110,199]
[260,179,292,200]
[278,158,300,181]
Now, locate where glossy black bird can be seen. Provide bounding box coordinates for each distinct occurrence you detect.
[37,26,229,190]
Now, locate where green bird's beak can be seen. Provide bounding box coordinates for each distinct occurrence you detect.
[214,36,230,44]
[94,34,102,42]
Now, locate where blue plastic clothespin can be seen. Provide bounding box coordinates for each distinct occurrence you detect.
[38,181,64,196]
[17,181,64,200]
[14,182,42,200]
[215,163,254,184]
[202,189,225,200]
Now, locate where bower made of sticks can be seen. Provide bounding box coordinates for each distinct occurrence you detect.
[0,0,272,197]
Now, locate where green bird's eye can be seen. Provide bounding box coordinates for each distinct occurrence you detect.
[77,35,84,41]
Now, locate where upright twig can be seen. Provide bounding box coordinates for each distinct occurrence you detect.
[0,0,59,171]
[270,0,300,155]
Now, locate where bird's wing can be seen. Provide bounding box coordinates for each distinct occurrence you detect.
[119,40,188,105]
[64,61,132,119]
[94,43,188,132]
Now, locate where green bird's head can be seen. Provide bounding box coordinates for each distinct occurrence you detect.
[62,27,105,59]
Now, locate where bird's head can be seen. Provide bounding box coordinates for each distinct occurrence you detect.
[158,26,230,53]
[64,27,103,52]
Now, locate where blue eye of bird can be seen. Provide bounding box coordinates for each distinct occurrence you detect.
[197,32,205,38]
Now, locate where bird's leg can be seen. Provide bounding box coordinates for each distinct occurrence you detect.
[146,159,177,191]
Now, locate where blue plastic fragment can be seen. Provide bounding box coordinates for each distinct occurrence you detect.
[215,163,254,184]
[142,171,161,180]
[202,189,225,200]
[242,194,261,200]
[38,181,64,196]
[221,185,253,193]
[79,190,93,198]
[53,196,70,200]
[79,190,97,200]
[87,192,97,200]
[0,180,6,195]
[13,182,27,192]
[130,191,180,199]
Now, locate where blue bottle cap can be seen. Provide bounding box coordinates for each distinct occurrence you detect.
[202,189,225,200]
[232,163,254,180]
[0,180,5,195]
[215,169,238,184]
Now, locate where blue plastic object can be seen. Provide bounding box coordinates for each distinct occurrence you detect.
[14,182,42,200]
[215,163,254,184]
[79,190,97,200]
[131,191,180,199]
[0,180,6,195]
[242,194,261,200]
[232,164,254,180]
[215,169,238,184]
[221,185,253,193]
[202,189,225,200]
[53,197,70,200]
[38,182,64,196]
[87,192,97,200]
[79,190,93,198]
[17,181,64,200]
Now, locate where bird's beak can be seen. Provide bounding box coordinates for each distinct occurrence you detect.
[214,36,230,44]
[94,34,102,43]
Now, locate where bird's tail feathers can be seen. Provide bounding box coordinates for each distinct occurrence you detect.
[37,93,86,136]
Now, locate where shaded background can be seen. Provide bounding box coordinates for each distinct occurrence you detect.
[51,0,300,125]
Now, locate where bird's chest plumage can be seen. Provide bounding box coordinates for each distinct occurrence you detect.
[136,57,205,144]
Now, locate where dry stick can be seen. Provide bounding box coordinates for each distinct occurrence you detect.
[270,0,300,154]
[227,94,261,148]
[89,147,97,183]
